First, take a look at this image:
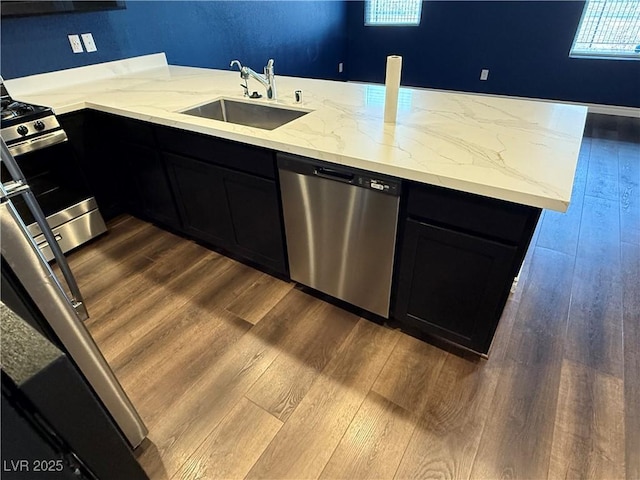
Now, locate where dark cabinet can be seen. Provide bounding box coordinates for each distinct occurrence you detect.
[156,126,275,179]
[395,219,517,353]
[59,111,124,219]
[163,148,287,275]
[122,142,180,229]
[66,113,286,275]
[78,111,180,229]
[57,111,86,160]
[164,152,234,248]
[223,168,286,271]
[392,182,541,354]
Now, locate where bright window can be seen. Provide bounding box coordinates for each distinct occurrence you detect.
[365,0,422,26]
[570,0,640,59]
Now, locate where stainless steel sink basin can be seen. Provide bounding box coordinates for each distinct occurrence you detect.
[180,98,310,130]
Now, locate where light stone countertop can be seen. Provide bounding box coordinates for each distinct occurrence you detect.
[5,54,588,211]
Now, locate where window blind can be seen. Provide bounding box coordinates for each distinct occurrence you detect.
[365,0,422,26]
[571,0,640,58]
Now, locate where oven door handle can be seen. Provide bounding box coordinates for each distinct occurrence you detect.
[8,129,68,157]
[36,234,63,250]
[1,138,88,321]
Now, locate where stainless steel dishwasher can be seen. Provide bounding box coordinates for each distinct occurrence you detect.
[278,153,401,318]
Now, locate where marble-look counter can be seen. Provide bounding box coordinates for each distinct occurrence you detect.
[5,54,587,211]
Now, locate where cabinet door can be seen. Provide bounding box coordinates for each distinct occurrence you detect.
[223,169,287,274]
[61,111,125,219]
[125,143,180,229]
[57,112,86,161]
[394,219,517,353]
[164,152,234,248]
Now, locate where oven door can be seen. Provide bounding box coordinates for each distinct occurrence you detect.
[1,140,107,260]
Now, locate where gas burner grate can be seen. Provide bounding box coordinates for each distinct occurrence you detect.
[6,102,36,115]
[1,110,18,121]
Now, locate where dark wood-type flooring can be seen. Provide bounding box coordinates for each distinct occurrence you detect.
[67,114,638,479]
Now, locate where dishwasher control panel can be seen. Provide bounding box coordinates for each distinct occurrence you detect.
[277,152,401,197]
[357,176,400,196]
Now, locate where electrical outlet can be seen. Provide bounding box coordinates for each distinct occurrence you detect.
[480,69,489,81]
[68,34,83,53]
[338,62,344,73]
[81,33,97,52]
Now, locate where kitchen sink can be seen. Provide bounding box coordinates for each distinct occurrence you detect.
[180,98,310,130]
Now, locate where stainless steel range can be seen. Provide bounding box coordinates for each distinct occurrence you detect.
[1,80,106,261]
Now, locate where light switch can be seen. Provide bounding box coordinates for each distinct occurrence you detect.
[68,34,83,53]
[81,33,97,52]
[480,69,489,81]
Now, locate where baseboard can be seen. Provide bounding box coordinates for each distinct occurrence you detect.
[586,104,640,117]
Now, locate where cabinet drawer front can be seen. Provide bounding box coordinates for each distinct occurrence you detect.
[407,182,536,244]
[91,111,155,146]
[155,126,275,179]
[394,219,517,353]
[119,117,155,146]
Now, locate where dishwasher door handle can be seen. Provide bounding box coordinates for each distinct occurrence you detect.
[313,167,354,184]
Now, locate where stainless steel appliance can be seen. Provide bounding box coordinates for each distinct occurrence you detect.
[1,79,107,261]
[1,138,148,448]
[278,153,401,318]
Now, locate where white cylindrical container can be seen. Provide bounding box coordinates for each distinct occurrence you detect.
[384,55,403,124]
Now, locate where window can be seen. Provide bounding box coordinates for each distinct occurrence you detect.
[365,0,422,26]
[570,0,640,59]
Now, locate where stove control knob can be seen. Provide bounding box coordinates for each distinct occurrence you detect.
[17,125,28,136]
[33,120,45,131]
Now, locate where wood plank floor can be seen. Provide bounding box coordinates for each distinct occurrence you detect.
[68,114,638,480]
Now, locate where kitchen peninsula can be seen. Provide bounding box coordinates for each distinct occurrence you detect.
[5,53,587,354]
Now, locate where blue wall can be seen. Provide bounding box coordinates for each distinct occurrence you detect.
[1,1,347,80]
[3,1,639,107]
[346,1,640,107]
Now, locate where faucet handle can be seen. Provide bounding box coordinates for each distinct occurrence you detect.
[265,59,275,74]
[265,59,276,100]
[230,59,243,71]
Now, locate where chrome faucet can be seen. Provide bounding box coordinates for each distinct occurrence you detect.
[229,59,277,100]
